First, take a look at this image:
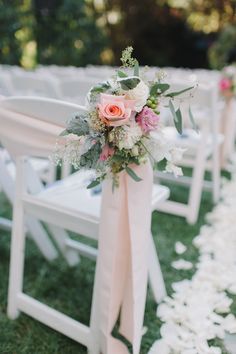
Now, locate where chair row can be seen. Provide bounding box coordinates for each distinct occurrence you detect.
[0,66,235,224]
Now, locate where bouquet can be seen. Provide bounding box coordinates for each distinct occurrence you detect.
[219,65,236,99]
[54,47,194,189]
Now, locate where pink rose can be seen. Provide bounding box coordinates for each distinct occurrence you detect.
[98,93,136,127]
[219,78,231,91]
[99,144,114,161]
[136,106,159,133]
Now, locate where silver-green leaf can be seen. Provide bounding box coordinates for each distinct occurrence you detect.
[125,166,142,182]
[165,86,194,98]
[169,100,183,134]
[117,76,140,90]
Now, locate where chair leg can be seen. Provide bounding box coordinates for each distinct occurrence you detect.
[148,235,166,303]
[47,224,80,266]
[26,216,58,261]
[88,263,101,354]
[7,160,26,319]
[212,145,221,204]
[187,142,207,224]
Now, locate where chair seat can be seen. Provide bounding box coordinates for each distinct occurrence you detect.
[36,170,170,222]
[164,127,224,154]
[164,127,200,148]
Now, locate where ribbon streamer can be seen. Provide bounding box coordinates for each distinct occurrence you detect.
[94,161,153,354]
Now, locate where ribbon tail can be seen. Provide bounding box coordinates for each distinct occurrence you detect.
[119,161,153,354]
[96,174,130,354]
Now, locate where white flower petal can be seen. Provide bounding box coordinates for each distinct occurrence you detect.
[175,241,187,254]
[171,259,193,270]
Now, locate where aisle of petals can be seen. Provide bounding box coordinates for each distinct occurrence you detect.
[149,176,236,354]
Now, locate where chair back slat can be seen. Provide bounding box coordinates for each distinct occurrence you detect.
[0,96,86,126]
[0,97,86,158]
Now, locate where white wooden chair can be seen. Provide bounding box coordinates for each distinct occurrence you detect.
[0,96,169,351]
[156,82,222,224]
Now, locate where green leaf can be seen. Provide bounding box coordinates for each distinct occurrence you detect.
[133,61,139,76]
[169,100,183,134]
[189,106,199,132]
[125,166,142,182]
[150,83,170,96]
[117,76,140,90]
[111,154,124,163]
[117,70,128,78]
[165,86,194,98]
[87,179,101,189]
[90,81,110,94]
[66,113,90,136]
[175,108,183,135]
[59,129,69,136]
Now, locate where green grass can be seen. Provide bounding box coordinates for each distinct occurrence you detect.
[0,179,233,354]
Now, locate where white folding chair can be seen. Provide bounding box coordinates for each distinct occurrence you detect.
[0,96,169,351]
[156,82,223,224]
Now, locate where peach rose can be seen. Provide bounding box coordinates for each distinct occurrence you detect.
[97,93,136,127]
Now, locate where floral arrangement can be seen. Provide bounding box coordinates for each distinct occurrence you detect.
[219,65,236,99]
[54,47,194,188]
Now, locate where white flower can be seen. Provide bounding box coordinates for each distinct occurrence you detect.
[110,124,142,150]
[170,147,185,163]
[125,80,149,112]
[131,145,139,156]
[144,132,172,162]
[171,259,193,270]
[165,161,183,177]
[175,241,187,255]
[119,124,142,150]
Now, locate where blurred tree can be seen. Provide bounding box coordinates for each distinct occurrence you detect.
[32,0,108,66]
[208,25,236,69]
[0,0,22,65]
[101,0,209,67]
[186,0,236,32]
[1,0,236,68]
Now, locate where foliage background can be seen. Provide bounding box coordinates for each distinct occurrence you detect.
[0,0,236,67]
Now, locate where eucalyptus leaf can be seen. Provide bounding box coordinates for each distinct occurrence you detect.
[125,166,142,182]
[150,83,170,96]
[117,76,140,90]
[117,70,128,78]
[87,179,101,189]
[175,108,183,135]
[90,81,110,94]
[169,100,183,134]
[133,61,139,77]
[165,86,194,98]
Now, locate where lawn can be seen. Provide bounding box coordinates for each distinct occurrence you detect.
[0,179,232,354]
